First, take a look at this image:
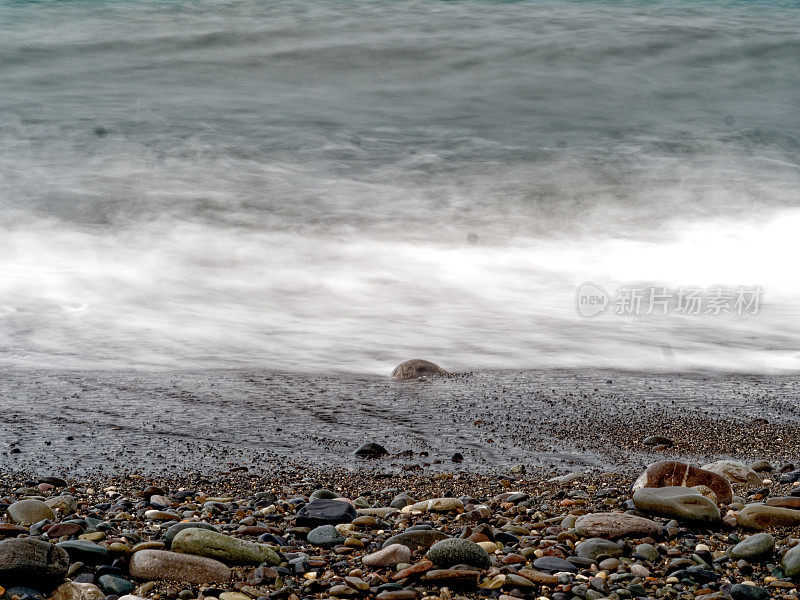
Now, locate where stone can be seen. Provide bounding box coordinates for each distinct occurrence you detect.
[633,543,660,562]
[171,528,280,565]
[782,542,800,576]
[382,530,449,550]
[164,521,219,546]
[422,569,480,584]
[427,538,491,569]
[730,533,774,561]
[363,544,411,567]
[0,538,69,588]
[354,443,388,458]
[701,460,763,487]
[45,495,78,514]
[97,574,135,595]
[307,524,345,547]
[532,556,578,574]
[401,498,463,513]
[766,497,800,509]
[691,485,718,504]
[643,436,673,446]
[632,460,733,504]
[47,523,84,538]
[574,512,661,539]
[391,359,450,380]
[750,460,772,473]
[129,549,231,583]
[518,568,558,584]
[56,540,109,563]
[7,499,55,525]
[575,538,624,561]
[376,591,420,600]
[296,499,357,527]
[632,486,720,523]
[737,504,800,530]
[730,583,770,600]
[51,582,105,600]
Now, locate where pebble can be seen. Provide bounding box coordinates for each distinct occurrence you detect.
[390,359,450,380]
[574,512,662,538]
[171,528,280,565]
[400,498,463,513]
[7,499,55,525]
[363,543,411,567]
[532,556,578,574]
[632,460,733,504]
[737,504,800,529]
[730,533,775,560]
[0,538,70,588]
[730,583,771,600]
[51,582,105,600]
[128,549,231,584]
[427,538,491,569]
[354,442,389,458]
[701,460,764,487]
[307,524,345,547]
[632,486,720,523]
[574,538,624,560]
[295,499,357,527]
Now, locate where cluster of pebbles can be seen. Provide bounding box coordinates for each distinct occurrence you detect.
[3,457,800,600]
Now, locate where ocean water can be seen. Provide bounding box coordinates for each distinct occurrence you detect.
[1,0,799,373]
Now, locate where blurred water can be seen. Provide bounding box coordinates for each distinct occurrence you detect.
[1,0,799,372]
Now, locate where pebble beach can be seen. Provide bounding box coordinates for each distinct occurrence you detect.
[3,364,800,600]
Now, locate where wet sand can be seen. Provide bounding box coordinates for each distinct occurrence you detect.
[3,368,799,477]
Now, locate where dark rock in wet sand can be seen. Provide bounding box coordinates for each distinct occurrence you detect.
[354,442,388,458]
[296,499,357,528]
[391,359,450,381]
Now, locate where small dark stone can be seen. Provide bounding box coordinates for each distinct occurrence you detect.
[295,499,357,528]
[354,443,388,458]
[730,583,770,600]
[532,556,578,574]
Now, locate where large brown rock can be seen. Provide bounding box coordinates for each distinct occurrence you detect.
[391,359,450,380]
[632,461,732,504]
[128,549,231,584]
[0,538,69,588]
[574,512,661,539]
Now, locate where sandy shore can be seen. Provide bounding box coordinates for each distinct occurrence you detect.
[2,367,800,477]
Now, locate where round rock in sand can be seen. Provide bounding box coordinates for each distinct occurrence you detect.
[632,460,733,504]
[391,359,450,380]
[128,549,231,584]
[574,512,661,539]
[632,486,720,523]
[427,538,491,569]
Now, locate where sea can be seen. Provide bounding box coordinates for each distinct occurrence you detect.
[1,0,799,374]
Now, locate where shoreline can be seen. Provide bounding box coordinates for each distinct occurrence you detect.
[1,367,799,477]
